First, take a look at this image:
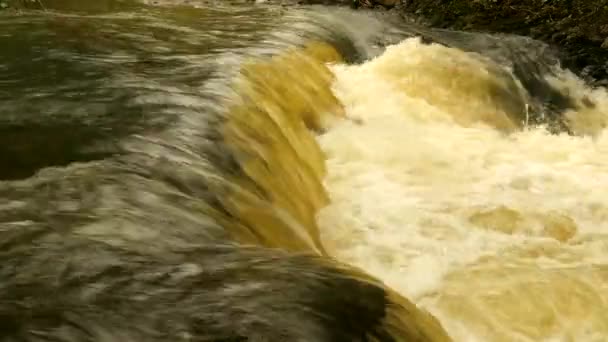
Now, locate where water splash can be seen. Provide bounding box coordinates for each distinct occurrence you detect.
[318,37,608,341]
[3,3,607,340]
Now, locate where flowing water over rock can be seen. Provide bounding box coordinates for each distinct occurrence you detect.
[1,1,607,341]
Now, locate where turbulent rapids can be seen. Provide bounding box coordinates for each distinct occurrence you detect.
[1,1,607,341]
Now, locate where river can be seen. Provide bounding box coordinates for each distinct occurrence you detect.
[1,1,607,341]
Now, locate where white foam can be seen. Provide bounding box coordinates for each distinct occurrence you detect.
[318,38,608,341]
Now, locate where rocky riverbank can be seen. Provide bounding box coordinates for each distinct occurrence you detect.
[368,0,608,86]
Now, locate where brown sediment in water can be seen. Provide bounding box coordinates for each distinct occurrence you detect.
[221,42,345,254]
[252,0,608,85]
[386,0,608,85]
[0,4,454,338]
[221,41,453,341]
[468,205,578,242]
[430,248,608,341]
[371,41,527,132]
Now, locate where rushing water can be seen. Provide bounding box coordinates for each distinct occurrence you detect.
[1,1,607,341]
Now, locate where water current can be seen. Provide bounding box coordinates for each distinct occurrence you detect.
[1,1,607,341]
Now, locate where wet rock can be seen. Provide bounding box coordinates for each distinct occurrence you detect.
[375,0,398,7]
[352,0,400,9]
[396,0,608,84]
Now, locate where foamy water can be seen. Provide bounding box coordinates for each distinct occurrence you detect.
[317,38,608,341]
